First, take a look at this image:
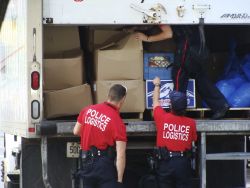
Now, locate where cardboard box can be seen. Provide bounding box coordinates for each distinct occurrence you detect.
[82,27,127,52]
[44,84,93,119]
[44,50,85,90]
[94,34,143,80]
[146,79,196,109]
[44,26,80,55]
[93,29,127,49]
[94,80,145,113]
[144,52,174,80]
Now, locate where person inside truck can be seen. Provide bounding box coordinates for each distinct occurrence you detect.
[73,84,127,188]
[133,24,230,119]
[152,76,197,188]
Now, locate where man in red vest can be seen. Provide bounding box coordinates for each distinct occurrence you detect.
[73,84,127,188]
[152,76,197,188]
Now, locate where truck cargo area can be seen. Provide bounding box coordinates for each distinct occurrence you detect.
[42,24,250,123]
[38,25,250,188]
[2,1,250,188]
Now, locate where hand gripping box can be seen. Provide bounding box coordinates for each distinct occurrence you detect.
[146,79,196,109]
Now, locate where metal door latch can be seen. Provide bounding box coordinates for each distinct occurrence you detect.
[176,5,185,18]
[130,3,167,23]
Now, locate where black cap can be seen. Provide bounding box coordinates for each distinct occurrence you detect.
[169,91,187,111]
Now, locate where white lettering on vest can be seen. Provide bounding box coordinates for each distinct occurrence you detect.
[162,123,190,141]
[84,108,111,131]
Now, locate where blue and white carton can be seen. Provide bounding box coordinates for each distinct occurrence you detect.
[146,79,196,109]
[144,53,174,80]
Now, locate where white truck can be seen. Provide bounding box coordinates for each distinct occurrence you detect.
[1,0,250,188]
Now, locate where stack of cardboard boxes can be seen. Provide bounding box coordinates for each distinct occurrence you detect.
[43,26,93,119]
[93,31,145,113]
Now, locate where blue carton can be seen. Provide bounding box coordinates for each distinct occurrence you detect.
[144,52,174,80]
[146,79,196,109]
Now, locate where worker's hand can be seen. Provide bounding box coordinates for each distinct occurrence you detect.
[153,77,161,86]
[134,32,148,41]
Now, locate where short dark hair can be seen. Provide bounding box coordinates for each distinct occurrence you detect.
[108,84,127,102]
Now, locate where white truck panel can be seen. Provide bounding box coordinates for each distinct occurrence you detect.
[0,0,42,138]
[0,0,28,137]
[43,0,250,25]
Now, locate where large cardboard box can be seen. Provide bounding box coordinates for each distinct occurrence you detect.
[44,50,85,90]
[44,84,93,119]
[44,26,80,55]
[94,34,143,80]
[94,80,145,113]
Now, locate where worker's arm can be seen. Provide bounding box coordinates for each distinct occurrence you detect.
[153,77,161,109]
[135,25,173,42]
[73,122,82,136]
[116,141,126,183]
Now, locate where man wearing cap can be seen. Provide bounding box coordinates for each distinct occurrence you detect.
[73,84,127,188]
[152,77,197,188]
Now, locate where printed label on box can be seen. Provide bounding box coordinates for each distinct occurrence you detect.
[147,54,172,67]
[144,53,174,80]
[146,79,196,109]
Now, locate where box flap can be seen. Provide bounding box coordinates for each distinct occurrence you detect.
[93,29,127,49]
[98,34,143,51]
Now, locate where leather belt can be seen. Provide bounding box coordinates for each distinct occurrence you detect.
[81,146,115,159]
[154,147,191,160]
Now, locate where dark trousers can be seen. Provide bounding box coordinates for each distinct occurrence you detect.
[172,41,229,112]
[156,157,192,188]
[79,156,117,188]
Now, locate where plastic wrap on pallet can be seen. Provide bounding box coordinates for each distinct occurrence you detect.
[229,83,250,107]
[242,55,250,81]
